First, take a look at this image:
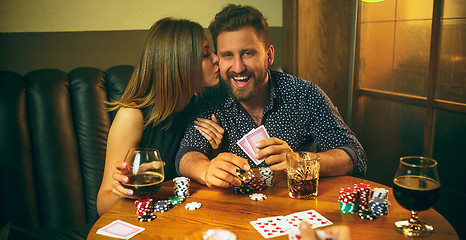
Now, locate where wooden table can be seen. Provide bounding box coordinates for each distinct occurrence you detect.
[88,173,458,239]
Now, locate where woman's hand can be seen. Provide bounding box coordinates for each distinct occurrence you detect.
[111,161,138,199]
[194,114,224,149]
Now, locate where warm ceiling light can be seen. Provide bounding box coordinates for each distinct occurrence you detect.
[362,0,384,2]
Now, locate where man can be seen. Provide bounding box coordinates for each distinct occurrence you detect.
[175,4,367,188]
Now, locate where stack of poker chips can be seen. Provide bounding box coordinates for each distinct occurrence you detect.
[369,197,390,216]
[259,166,274,187]
[173,177,190,198]
[135,198,154,215]
[371,187,389,200]
[154,200,173,213]
[233,168,255,194]
[354,183,371,211]
[249,179,265,191]
[168,195,185,206]
[338,187,358,214]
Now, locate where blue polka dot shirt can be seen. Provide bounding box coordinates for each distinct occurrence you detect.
[175,70,367,177]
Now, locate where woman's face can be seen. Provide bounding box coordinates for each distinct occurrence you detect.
[201,36,220,87]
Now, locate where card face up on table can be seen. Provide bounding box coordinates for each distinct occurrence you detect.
[250,210,333,238]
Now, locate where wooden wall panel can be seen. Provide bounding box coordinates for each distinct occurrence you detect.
[283,0,354,121]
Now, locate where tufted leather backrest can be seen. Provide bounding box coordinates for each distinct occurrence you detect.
[0,65,134,230]
[0,71,40,228]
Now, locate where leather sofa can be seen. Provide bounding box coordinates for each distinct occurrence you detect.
[0,65,134,239]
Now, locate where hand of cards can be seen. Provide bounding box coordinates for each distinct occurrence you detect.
[250,209,333,238]
[237,125,270,165]
[97,220,145,239]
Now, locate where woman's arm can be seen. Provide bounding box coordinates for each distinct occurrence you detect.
[97,107,144,216]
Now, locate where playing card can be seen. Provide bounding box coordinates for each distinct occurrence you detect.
[97,220,145,239]
[238,137,262,165]
[237,125,270,166]
[250,216,289,238]
[245,125,270,154]
[251,210,332,239]
[284,210,333,230]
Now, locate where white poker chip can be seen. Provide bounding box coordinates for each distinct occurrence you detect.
[249,193,267,201]
[185,202,202,210]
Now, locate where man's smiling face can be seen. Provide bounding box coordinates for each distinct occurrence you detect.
[216,26,274,102]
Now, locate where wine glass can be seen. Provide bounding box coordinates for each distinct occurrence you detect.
[393,156,440,237]
[121,148,165,198]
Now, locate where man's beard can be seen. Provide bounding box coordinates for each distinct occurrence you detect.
[221,66,268,102]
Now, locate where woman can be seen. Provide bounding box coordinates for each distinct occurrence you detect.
[97,18,223,216]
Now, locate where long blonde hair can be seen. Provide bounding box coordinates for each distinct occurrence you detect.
[108,18,204,129]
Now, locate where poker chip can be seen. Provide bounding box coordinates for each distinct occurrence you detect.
[249,193,267,201]
[173,176,191,183]
[135,198,154,215]
[173,177,191,198]
[370,198,390,216]
[233,182,254,194]
[339,200,358,214]
[154,200,173,212]
[358,209,378,220]
[185,202,202,210]
[339,187,357,203]
[138,214,157,222]
[354,183,371,211]
[372,187,389,199]
[168,195,185,205]
[259,167,274,187]
[250,180,265,191]
[236,168,255,183]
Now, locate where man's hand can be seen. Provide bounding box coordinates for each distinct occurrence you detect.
[254,137,293,171]
[204,152,250,188]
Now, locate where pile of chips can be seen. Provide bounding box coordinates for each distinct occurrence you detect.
[168,195,185,206]
[134,199,156,222]
[133,177,200,222]
[354,183,371,211]
[233,168,255,194]
[369,198,390,216]
[233,167,274,194]
[259,167,274,187]
[249,179,265,191]
[338,187,358,214]
[372,187,388,199]
[338,183,391,221]
[358,209,378,220]
[173,177,190,198]
[154,200,173,213]
[135,198,154,215]
[370,187,390,216]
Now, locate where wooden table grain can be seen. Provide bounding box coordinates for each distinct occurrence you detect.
[88,173,458,239]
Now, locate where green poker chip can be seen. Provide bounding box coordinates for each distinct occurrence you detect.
[168,195,186,205]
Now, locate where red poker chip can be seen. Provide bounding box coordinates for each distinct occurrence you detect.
[250,180,265,191]
[354,183,370,188]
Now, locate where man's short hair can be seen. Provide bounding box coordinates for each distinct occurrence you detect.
[209,4,270,50]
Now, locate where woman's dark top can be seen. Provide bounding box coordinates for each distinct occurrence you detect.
[139,101,194,181]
